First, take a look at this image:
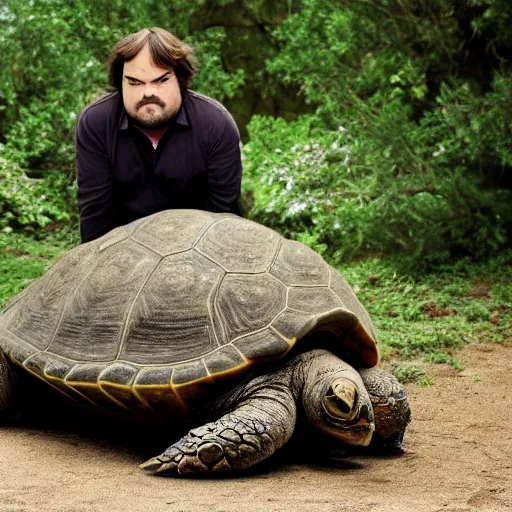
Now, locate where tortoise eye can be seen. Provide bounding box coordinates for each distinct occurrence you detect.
[396,389,407,400]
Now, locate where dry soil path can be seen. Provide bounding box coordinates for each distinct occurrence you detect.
[1,343,511,512]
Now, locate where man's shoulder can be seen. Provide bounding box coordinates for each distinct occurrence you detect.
[185,91,239,138]
[78,91,121,128]
[185,91,234,123]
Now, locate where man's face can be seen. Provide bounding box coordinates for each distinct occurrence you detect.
[122,44,182,129]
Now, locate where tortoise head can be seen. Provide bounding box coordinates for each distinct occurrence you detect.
[299,350,375,447]
[319,377,375,446]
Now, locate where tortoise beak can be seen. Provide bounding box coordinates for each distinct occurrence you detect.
[320,413,375,447]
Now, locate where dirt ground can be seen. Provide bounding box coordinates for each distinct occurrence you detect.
[1,342,511,512]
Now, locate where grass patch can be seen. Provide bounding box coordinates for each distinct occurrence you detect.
[0,233,74,309]
[392,364,426,384]
[417,376,435,387]
[1,233,511,374]
[340,250,512,364]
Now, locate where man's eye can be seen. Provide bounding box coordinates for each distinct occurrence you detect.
[129,82,140,86]
[160,78,169,83]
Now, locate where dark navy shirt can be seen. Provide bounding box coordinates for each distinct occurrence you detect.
[76,90,242,243]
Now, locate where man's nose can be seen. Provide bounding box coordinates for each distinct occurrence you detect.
[142,83,158,97]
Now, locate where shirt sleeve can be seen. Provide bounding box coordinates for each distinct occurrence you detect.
[205,111,242,215]
[76,109,115,243]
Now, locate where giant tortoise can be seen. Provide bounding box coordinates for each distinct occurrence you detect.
[0,210,410,476]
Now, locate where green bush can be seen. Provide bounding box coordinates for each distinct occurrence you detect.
[1,0,511,264]
[392,365,426,384]
[0,157,75,233]
[462,302,491,322]
[240,0,512,264]
[242,107,512,265]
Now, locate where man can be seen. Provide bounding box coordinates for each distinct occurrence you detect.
[76,27,242,243]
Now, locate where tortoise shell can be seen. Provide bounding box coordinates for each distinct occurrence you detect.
[0,210,378,414]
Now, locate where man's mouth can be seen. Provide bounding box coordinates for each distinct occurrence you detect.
[137,99,164,110]
[139,103,160,109]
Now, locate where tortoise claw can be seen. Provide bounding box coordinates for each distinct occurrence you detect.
[139,456,178,475]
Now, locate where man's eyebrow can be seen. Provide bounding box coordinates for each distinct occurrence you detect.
[151,72,171,83]
[124,72,171,84]
[124,75,144,83]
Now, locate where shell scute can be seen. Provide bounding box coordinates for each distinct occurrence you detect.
[66,363,109,384]
[215,273,286,341]
[98,223,134,252]
[2,243,95,351]
[271,309,317,341]
[135,367,173,387]
[130,209,214,256]
[99,363,142,412]
[203,345,246,377]
[119,250,224,364]
[65,363,133,411]
[21,352,95,406]
[270,239,330,286]
[287,287,342,314]
[196,217,280,273]
[6,340,32,366]
[49,242,160,361]
[172,360,209,386]
[99,362,139,386]
[232,328,291,361]
[23,352,57,379]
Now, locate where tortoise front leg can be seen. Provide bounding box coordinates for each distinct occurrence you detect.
[0,351,17,418]
[140,349,378,477]
[140,375,297,476]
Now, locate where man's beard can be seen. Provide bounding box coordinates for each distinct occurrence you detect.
[132,96,178,129]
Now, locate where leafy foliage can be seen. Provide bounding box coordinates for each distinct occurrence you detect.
[0,232,73,310]
[242,112,511,265]
[0,0,511,265]
[0,157,75,232]
[240,0,512,264]
[341,249,512,362]
[189,27,245,100]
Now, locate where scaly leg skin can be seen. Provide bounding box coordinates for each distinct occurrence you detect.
[0,351,18,420]
[140,349,376,477]
[140,378,297,476]
[358,367,411,452]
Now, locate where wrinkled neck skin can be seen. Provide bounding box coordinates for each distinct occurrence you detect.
[202,351,309,420]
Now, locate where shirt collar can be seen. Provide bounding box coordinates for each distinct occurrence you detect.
[118,92,190,130]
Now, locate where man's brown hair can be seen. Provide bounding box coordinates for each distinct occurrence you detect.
[108,27,197,90]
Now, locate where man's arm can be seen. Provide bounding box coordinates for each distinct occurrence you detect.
[205,112,242,215]
[76,109,115,243]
